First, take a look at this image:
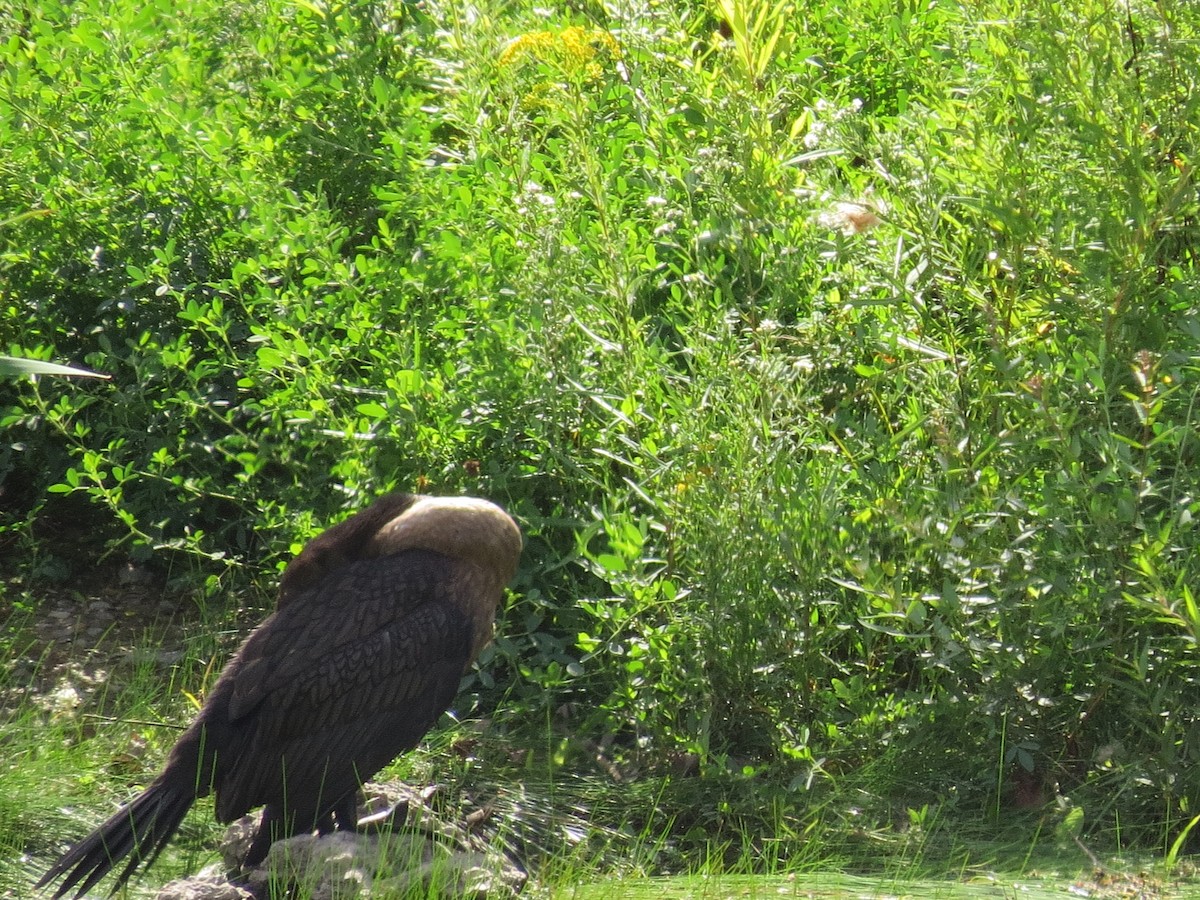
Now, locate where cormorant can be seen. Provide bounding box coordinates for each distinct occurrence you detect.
[37,493,522,898]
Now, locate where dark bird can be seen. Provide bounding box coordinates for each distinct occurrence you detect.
[37,493,522,898]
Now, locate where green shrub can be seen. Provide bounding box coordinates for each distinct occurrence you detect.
[3,0,1199,859]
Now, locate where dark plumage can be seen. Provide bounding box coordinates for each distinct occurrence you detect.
[37,494,522,899]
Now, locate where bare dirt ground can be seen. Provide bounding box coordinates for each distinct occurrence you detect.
[1,561,228,722]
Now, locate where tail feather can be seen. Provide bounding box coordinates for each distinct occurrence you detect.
[37,777,195,899]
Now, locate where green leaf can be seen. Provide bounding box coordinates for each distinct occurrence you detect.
[355,401,389,419]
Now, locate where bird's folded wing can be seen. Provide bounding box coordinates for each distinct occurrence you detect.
[214,593,474,822]
[226,550,469,721]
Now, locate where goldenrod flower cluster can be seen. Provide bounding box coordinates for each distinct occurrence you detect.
[499,26,620,82]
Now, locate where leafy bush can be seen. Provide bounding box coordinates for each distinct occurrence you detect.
[3,0,1199,857]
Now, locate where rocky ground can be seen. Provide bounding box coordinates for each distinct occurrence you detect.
[3,561,202,722]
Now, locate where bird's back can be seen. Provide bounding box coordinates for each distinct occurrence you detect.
[198,548,487,826]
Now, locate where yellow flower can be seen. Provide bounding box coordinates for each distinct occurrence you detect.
[499,26,620,81]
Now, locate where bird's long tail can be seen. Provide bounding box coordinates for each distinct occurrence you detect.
[36,774,195,899]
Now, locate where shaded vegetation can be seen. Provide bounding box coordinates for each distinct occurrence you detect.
[3,0,1200,891]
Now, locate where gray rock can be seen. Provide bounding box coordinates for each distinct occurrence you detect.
[155,873,255,900]
[155,787,525,900]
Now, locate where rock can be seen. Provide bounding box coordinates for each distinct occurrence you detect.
[38,682,82,719]
[374,848,527,900]
[156,873,255,900]
[217,814,260,873]
[247,831,433,900]
[127,647,186,666]
[156,787,525,900]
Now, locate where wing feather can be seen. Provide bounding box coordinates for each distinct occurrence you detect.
[210,549,479,826]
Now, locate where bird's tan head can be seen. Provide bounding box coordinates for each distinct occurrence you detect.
[279,494,521,609]
[368,495,523,588]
